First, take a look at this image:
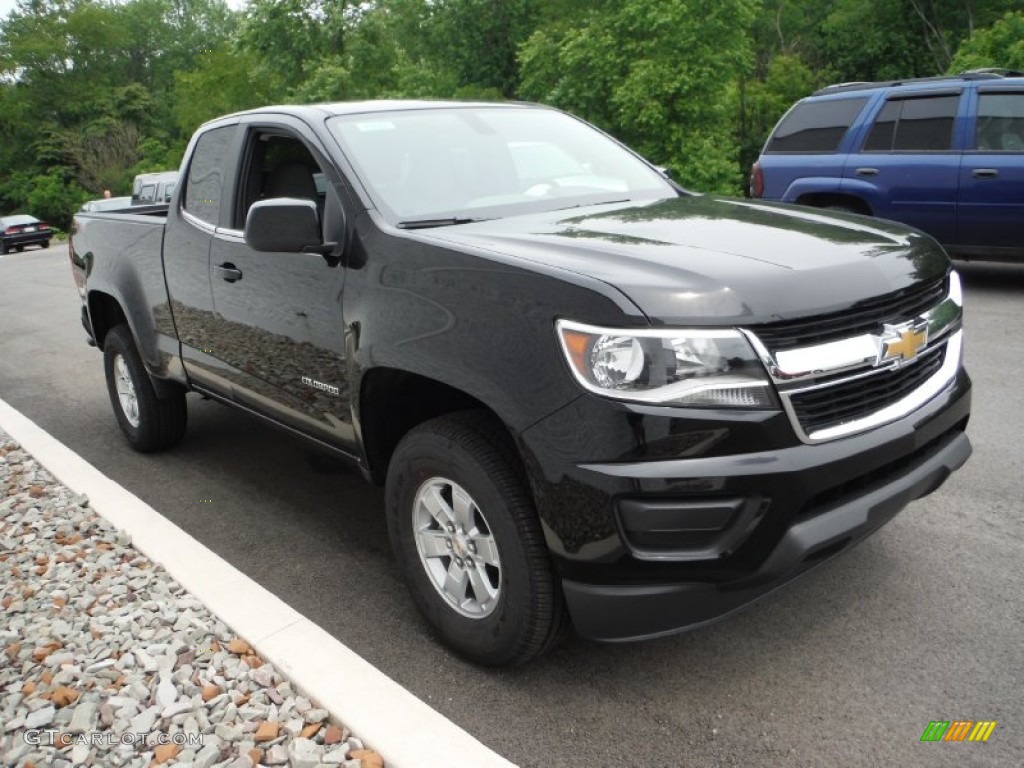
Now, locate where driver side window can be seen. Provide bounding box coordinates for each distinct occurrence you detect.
[234,131,328,230]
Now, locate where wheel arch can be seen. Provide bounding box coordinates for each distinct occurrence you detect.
[358,367,524,486]
[795,191,873,215]
[87,290,129,350]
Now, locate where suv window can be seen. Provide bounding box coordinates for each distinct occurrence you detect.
[184,125,236,226]
[863,95,958,152]
[975,92,1024,151]
[766,98,867,153]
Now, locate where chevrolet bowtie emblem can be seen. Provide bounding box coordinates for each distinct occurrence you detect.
[879,321,928,365]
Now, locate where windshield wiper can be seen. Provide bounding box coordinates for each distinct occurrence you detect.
[552,198,632,212]
[397,216,488,230]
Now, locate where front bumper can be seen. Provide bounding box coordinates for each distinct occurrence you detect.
[519,367,971,641]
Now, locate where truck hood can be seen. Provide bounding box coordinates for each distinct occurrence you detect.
[420,195,949,325]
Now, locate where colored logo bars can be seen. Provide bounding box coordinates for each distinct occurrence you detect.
[920,721,997,742]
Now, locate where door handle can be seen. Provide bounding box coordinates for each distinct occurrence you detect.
[213,263,243,283]
[855,167,879,177]
[972,168,999,179]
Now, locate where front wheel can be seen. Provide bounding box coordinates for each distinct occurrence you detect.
[385,412,567,666]
[103,324,187,452]
[40,240,50,249]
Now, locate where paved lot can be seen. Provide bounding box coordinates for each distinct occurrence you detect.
[1,244,1021,767]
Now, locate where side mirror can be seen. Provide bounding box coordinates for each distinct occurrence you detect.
[245,198,322,253]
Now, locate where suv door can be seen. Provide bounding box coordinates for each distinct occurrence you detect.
[957,88,1024,257]
[845,91,963,246]
[205,117,356,451]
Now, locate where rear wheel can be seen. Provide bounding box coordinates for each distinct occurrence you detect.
[0,241,7,255]
[385,412,567,666]
[103,324,187,452]
[15,245,23,252]
[40,240,50,249]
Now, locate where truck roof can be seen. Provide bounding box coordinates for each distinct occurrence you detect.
[204,100,541,127]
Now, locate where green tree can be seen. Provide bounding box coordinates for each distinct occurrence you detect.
[949,11,1024,72]
[520,0,759,193]
[27,169,89,229]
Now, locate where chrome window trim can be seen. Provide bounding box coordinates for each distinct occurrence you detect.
[181,208,217,234]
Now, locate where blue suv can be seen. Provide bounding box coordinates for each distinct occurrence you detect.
[751,71,1024,262]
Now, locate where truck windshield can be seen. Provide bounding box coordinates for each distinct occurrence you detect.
[327,106,675,224]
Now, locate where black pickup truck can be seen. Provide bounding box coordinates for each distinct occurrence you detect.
[70,101,972,666]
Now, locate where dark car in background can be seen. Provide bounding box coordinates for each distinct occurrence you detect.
[0,214,53,253]
[750,70,1024,262]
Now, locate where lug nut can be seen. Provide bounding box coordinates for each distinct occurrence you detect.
[447,523,455,533]
[465,557,474,568]
[467,542,477,553]
[445,539,453,549]
[454,557,464,568]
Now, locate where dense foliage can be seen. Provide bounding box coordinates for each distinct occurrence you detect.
[1,0,1021,227]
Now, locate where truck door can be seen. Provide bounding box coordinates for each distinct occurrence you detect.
[957,88,1024,256]
[163,122,241,395]
[205,119,355,451]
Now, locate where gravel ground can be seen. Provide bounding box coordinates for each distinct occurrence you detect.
[0,429,385,768]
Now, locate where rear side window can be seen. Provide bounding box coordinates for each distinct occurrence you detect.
[184,125,236,226]
[766,98,868,153]
[863,95,958,152]
[974,92,1024,151]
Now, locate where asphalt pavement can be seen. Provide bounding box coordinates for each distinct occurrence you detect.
[1,243,1021,767]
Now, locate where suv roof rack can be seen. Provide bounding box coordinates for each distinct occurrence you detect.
[812,70,1021,96]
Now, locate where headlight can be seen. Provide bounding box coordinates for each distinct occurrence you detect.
[556,320,777,408]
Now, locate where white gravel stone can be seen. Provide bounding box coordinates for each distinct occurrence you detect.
[162,699,193,719]
[321,747,348,765]
[192,743,222,768]
[70,742,91,765]
[264,744,290,765]
[157,675,177,707]
[129,704,159,733]
[288,737,323,768]
[25,704,56,728]
[304,708,329,723]
[68,701,99,733]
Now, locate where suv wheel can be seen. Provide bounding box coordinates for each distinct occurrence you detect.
[103,324,187,452]
[385,411,567,666]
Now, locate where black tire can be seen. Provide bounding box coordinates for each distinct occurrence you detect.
[385,411,567,666]
[103,324,187,452]
[0,241,7,255]
[15,245,23,252]
[40,240,49,249]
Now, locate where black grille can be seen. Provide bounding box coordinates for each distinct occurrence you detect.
[755,276,947,351]
[789,346,945,435]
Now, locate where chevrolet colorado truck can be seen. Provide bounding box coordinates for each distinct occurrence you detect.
[70,101,972,666]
